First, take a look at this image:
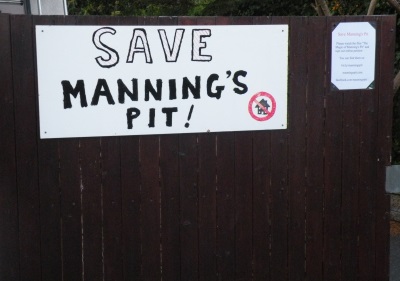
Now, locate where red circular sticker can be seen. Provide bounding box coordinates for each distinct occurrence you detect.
[248,91,276,121]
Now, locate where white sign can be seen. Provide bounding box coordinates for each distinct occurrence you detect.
[331,22,376,90]
[36,25,288,139]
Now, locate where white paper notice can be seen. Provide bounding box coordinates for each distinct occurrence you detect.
[331,22,376,90]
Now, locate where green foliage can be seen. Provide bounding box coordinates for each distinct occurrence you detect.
[328,0,394,15]
[68,0,114,15]
[193,0,315,16]
[68,0,195,16]
[67,0,316,16]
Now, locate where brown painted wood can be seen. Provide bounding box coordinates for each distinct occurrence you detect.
[66,16,105,281]
[59,138,83,281]
[251,16,273,281]
[114,15,143,281]
[88,13,125,281]
[269,15,290,281]
[11,15,41,281]
[38,138,62,281]
[269,127,289,281]
[177,16,200,281]
[357,91,377,281]
[234,130,253,281]
[355,15,378,281]
[140,135,162,281]
[120,135,142,281]
[230,16,255,281]
[156,15,182,281]
[179,132,199,281]
[252,128,271,281]
[215,16,236,281]
[102,136,124,281]
[135,16,163,281]
[216,132,235,281]
[339,17,360,281]
[375,15,396,281]
[79,138,103,281]
[0,14,19,281]
[305,16,326,281]
[194,15,218,281]
[287,16,307,281]
[340,91,360,281]
[198,132,217,281]
[323,16,345,281]
[160,133,181,281]
[57,15,90,281]
[34,16,64,281]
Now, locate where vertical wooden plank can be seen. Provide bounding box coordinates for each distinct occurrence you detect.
[179,131,199,281]
[58,16,87,281]
[231,16,254,281]
[80,137,103,281]
[119,15,142,281]
[68,15,104,281]
[134,16,162,281]
[76,17,105,279]
[102,136,123,281]
[59,138,83,281]
[11,14,41,281]
[195,15,218,281]
[339,16,362,281]
[0,14,20,281]
[305,16,326,281]
[157,15,181,281]
[178,16,199,281]
[140,135,161,281]
[95,16,123,281]
[375,15,396,281]
[357,92,376,281]
[251,16,272,281]
[323,16,345,281]
[120,135,142,281]
[216,130,235,281]
[269,130,289,281]
[287,16,307,281]
[215,17,235,281]
[340,93,360,281]
[356,15,378,281]
[34,16,63,281]
[160,132,181,281]
[269,16,289,281]
[234,130,253,281]
[198,131,217,281]
[116,16,143,281]
[252,128,271,281]
[38,138,62,281]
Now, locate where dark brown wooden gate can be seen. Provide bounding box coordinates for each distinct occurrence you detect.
[0,14,395,281]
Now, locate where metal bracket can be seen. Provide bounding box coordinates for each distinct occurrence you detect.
[386,165,400,194]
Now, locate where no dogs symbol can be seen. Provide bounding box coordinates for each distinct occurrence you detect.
[248,91,276,121]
